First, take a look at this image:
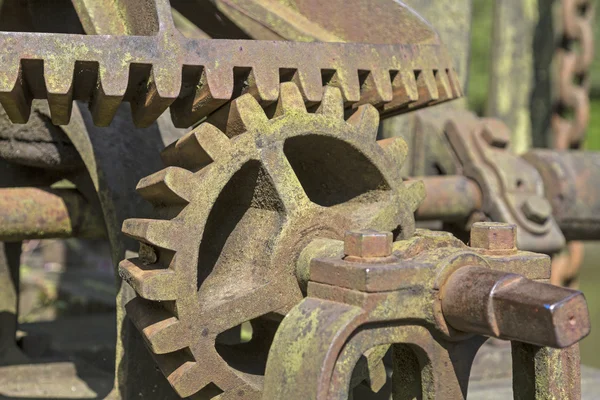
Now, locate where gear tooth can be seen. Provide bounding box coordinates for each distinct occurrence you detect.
[380,69,419,115]
[119,258,179,301]
[414,70,439,105]
[126,297,189,354]
[89,63,128,126]
[434,69,453,101]
[216,93,268,137]
[0,59,32,124]
[292,68,323,104]
[171,67,230,129]
[136,167,194,206]
[363,344,389,392]
[122,218,182,251]
[316,86,344,119]
[161,123,230,171]
[273,82,307,117]
[131,65,180,128]
[44,59,74,125]
[377,137,408,167]
[447,68,463,97]
[358,69,394,107]
[327,69,361,104]
[347,104,380,139]
[405,180,426,211]
[155,355,209,398]
[368,360,387,393]
[204,64,235,102]
[246,68,280,105]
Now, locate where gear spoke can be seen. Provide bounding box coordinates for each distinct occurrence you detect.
[260,144,312,214]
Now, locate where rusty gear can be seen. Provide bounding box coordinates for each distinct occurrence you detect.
[119,82,423,398]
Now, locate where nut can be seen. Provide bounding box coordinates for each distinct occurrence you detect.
[521,196,552,224]
[344,230,392,259]
[470,222,517,251]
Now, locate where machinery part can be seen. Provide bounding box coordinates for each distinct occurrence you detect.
[411,150,600,244]
[441,265,589,348]
[523,150,600,241]
[343,229,393,262]
[469,221,517,252]
[0,104,83,171]
[553,0,595,150]
[0,187,106,241]
[444,111,565,253]
[265,226,589,399]
[0,0,460,128]
[550,0,595,289]
[0,1,460,398]
[119,83,423,398]
[415,176,482,222]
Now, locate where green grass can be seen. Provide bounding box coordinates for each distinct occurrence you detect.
[584,100,600,150]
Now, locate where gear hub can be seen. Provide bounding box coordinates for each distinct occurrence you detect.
[119,82,423,398]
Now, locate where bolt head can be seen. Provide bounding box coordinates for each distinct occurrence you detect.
[521,196,552,224]
[481,120,510,148]
[344,230,392,258]
[470,222,517,251]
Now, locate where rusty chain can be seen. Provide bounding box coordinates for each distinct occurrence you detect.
[553,0,595,150]
[551,0,595,287]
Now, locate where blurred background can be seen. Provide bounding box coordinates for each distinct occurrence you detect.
[468,0,600,368]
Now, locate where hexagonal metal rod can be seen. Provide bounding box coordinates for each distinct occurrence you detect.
[441,266,590,348]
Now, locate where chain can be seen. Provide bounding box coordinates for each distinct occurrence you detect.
[552,0,595,150]
[551,0,594,287]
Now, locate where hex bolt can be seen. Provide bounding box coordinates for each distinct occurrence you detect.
[470,222,517,251]
[441,266,591,348]
[521,196,553,224]
[344,229,393,260]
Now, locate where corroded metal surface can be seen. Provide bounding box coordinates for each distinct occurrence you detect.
[0,1,595,399]
[444,111,565,253]
[0,187,105,241]
[442,265,589,348]
[549,0,595,289]
[264,226,590,399]
[524,150,600,242]
[120,84,423,398]
[0,103,83,170]
[553,0,595,150]
[416,175,482,222]
[0,0,460,128]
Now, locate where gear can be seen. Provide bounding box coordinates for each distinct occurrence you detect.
[119,82,423,398]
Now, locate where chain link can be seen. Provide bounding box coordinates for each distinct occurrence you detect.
[551,0,594,288]
[552,0,595,150]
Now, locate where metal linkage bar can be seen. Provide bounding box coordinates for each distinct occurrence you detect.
[0,187,105,241]
[524,150,600,241]
[264,225,590,399]
[0,0,460,129]
[415,175,482,222]
[413,150,600,244]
